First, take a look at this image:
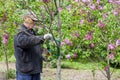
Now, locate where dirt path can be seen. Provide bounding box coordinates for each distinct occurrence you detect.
[0,62,120,80]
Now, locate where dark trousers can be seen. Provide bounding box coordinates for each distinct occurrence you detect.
[16,72,41,80]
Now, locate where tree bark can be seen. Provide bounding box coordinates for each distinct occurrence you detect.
[56,0,62,80]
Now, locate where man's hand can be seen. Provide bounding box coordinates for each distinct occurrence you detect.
[44,33,52,40]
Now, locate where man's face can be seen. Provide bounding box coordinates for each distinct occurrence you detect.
[29,21,36,29]
[28,20,36,29]
[23,14,38,29]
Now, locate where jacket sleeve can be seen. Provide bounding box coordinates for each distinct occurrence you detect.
[16,32,44,48]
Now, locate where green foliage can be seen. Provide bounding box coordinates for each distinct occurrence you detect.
[50,59,57,68]
[0,0,23,61]
[5,68,16,79]
[0,0,120,70]
[59,1,120,63]
[61,60,102,70]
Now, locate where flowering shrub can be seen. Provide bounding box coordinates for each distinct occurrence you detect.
[0,0,120,67]
[59,0,120,63]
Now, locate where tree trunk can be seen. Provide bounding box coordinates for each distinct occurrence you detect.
[57,55,61,80]
[56,0,62,80]
[107,66,110,80]
[107,50,111,80]
[3,45,9,71]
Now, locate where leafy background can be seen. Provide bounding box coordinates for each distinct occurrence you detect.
[0,0,120,68]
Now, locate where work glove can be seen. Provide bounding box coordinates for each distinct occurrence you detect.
[44,33,52,40]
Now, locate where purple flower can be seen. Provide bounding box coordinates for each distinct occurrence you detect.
[80,20,84,24]
[80,10,85,14]
[103,13,108,19]
[108,0,120,4]
[98,5,103,10]
[42,0,50,3]
[116,39,120,47]
[87,11,91,16]
[89,4,96,10]
[82,0,91,3]
[66,54,71,59]
[2,32,9,45]
[73,53,78,59]
[113,11,118,16]
[85,34,92,40]
[75,33,80,38]
[58,7,63,12]
[116,1,120,4]
[108,0,113,3]
[96,0,100,4]
[88,30,94,35]
[109,52,115,60]
[60,42,65,46]
[64,38,72,45]
[85,30,94,40]
[90,43,95,49]
[72,31,80,38]
[66,5,72,11]
[98,20,105,28]
[74,0,80,2]
[107,44,116,50]
[82,0,87,2]
[3,38,8,45]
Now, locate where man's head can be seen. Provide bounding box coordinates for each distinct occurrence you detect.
[23,11,38,29]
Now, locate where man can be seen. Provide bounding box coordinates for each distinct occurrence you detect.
[14,11,52,80]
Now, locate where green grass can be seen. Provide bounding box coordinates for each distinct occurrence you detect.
[61,60,120,71]
[61,60,100,70]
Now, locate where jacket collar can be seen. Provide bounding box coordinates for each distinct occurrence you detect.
[20,24,35,35]
[21,24,29,30]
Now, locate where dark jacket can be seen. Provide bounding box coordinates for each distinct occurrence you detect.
[14,24,45,74]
